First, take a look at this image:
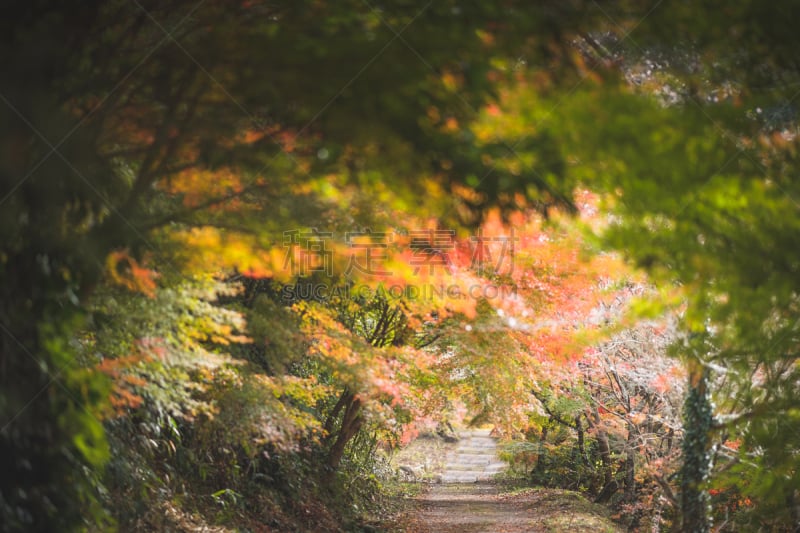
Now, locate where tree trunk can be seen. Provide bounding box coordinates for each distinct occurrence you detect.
[680,364,712,533]
[624,424,636,501]
[324,389,363,479]
[592,413,613,486]
[323,389,350,436]
[589,409,617,503]
[532,425,549,483]
[575,415,589,465]
[1,264,107,530]
[786,489,800,531]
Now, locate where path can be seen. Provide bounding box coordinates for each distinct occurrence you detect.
[404,429,622,533]
[410,483,536,533]
[408,428,539,532]
[439,428,507,483]
[390,429,622,532]
[407,484,623,533]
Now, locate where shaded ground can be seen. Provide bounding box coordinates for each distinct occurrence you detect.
[398,483,622,533]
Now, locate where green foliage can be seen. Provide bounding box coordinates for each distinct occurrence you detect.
[5,0,800,529]
[240,291,306,374]
[502,429,605,493]
[331,430,396,525]
[87,275,248,420]
[0,306,113,531]
[463,2,800,526]
[1,0,600,523]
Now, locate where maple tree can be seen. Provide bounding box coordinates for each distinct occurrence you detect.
[444,3,800,527]
[0,2,593,528]
[3,0,800,530]
[407,196,692,528]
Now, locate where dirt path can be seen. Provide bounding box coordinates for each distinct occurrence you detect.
[389,429,622,533]
[405,483,623,533]
[411,483,536,532]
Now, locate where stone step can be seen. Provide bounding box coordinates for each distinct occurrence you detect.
[463,435,495,441]
[462,428,492,436]
[439,427,506,483]
[457,434,491,441]
[453,454,493,463]
[445,463,488,471]
[456,447,496,455]
[445,461,506,472]
[441,474,476,483]
[440,472,496,483]
[443,467,489,475]
[466,436,496,445]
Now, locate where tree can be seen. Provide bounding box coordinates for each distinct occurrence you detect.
[6,0,800,528]
[3,3,608,526]
[457,2,800,526]
[462,5,800,525]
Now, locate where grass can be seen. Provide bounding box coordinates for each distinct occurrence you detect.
[496,487,623,532]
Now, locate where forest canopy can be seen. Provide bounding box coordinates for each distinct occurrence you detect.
[1,1,799,531]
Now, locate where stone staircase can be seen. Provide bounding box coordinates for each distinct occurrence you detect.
[439,428,507,483]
